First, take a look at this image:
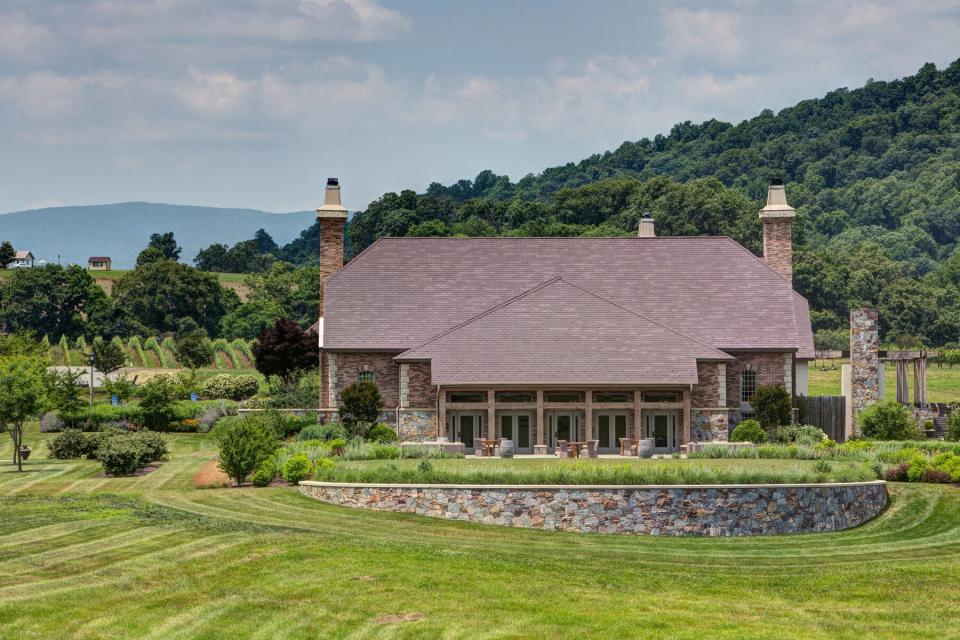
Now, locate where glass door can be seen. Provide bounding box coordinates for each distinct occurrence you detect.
[645,412,678,453]
[596,412,628,453]
[499,413,533,453]
[449,412,484,452]
[550,412,579,450]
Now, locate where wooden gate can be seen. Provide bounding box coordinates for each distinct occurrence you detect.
[798,395,846,443]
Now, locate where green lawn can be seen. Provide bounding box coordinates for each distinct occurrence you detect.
[1,425,959,638]
[808,359,960,402]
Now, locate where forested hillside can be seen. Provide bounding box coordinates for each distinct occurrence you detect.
[334,59,960,347]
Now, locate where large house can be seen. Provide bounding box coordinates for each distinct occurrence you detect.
[317,178,814,454]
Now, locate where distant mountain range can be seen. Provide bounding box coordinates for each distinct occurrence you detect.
[0,202,315,269]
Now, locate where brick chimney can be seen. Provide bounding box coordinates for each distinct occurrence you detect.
[318,177,348,316]
[637,212,655,237]
[759,178,795,284]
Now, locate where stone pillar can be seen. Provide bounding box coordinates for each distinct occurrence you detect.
[584,390,593,442]
[438,389,447,439]
[327,352,338,408]
[317,178,348,316]
[487,390,496,440]
[717,364,727,408]
[398,364,409,409]
[850,309,880,428]
[633,389,642,442]
[535,390,547,455]
[759,178,796,284]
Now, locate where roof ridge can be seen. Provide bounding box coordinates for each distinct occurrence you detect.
[555,277,732,359]
[397,276,564,356]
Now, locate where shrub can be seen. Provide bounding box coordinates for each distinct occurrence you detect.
[139,378,177,429]
[327,437,347,455]
[753,386,792,428]
[39,411,65,433]
[48,429,95,459]
[947,410,960,442]
[932,452,960,481]
[920,469,954,484]
[812,460,832,473]
[366,423,398,443]
[201,374,260,401]
[884,463,909,482]
[216,417,280,486]
[858,400,921,440]
[280,453,313,484]
[298,421,346,442]
[906,455,928,482]
[135,430,169,462]
[339,381,383,437]
[730,419,767,444]
[97,437,148,476]
[795,426,829,446]
[251,458,277,487]
[416,458,433,475]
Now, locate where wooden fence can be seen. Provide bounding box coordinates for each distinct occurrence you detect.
[798,395,846,443]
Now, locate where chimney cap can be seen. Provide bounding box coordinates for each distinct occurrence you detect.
[760,177,795,219]
[641,211,654,220]
[770,177,784,186]
[327,177,339,187]
[318,177,348,218]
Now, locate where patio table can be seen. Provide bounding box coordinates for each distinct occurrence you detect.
[481,439,498,457]
[567,441,586,458]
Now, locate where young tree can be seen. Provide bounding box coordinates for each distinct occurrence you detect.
[0,241,15,268]
[91,338,127,376]
[173,318,214,381]
[752,386,793,429]
[0,356,47,471]
[216,418,279,486]
[339,381,384,437]
[252,318,319,384]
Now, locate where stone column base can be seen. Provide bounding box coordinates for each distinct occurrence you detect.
[534,444,549,456]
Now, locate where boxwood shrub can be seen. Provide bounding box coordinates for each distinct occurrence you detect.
[201,374,260,401]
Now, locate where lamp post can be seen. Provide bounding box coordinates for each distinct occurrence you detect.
[86,352,95,406]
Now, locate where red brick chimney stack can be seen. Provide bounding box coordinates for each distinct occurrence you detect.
[759,178,795,284]
[318,177,348,316]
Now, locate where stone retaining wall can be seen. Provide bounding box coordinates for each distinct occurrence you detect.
[299,480,887,536]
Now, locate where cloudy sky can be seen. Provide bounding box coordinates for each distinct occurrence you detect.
[1,0,958,214]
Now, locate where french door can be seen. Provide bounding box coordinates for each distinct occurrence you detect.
[596,412,628,453]
[448,412,484,452]
[644,412,678,453]
[499,413,533,453]
[549,412,580,451]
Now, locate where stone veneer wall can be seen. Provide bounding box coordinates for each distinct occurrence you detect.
[850,309,880,419]
[300,481,887,536]
[398,409,437,441]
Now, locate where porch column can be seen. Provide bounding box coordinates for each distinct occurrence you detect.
[535,390,546,453]
[584,390,593,442]
[633,388,642,442]
[438,388,447,439]
[682,387,691,446]
[487,389,496,440]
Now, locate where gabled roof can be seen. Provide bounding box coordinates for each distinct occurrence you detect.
[88,256,111,262]
[324,237,815,358]
[14,250,33,259]
[396,277,731,386]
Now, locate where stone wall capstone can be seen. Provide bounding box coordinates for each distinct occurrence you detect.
[299,481,887,536]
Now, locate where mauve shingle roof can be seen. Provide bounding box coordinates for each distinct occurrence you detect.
[396,277,731,385]
[324,236,814,359]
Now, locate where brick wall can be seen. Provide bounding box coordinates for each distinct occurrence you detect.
[692,362,720,407]
[406,361,435,407]
[762,219,793,283]
[333,352,401,408]
[726,353,789,406]
[319,218,345,315]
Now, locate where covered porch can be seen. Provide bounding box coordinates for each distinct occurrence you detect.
[438,387,692,455]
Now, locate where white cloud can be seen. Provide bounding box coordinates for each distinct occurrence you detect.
[662,8,744,62]
[0,11,58,58]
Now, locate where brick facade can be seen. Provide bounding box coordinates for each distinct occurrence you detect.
[726,352,789,407]
[762,218,793,283]
[319,217,345,315]
[333,352,401,408]
[692,362,721,408]
[405,361,435,407]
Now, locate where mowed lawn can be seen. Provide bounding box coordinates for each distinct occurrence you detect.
[808,359,960,403]
[1,427,960,639]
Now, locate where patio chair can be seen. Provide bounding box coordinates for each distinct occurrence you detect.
[585,440,599,458]
[619,437,635,456]
[555,440,569,458]
[473,438,484,456]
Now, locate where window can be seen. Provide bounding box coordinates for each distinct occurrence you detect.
[643,391,679,402]
[740,370,757,403]
[448,391,486,403]
[358,371,374,383]
[496,391,534,403]
[594,391,633,403]
[544,391,583,403]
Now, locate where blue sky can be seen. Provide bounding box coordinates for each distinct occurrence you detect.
[1,0,958,214]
